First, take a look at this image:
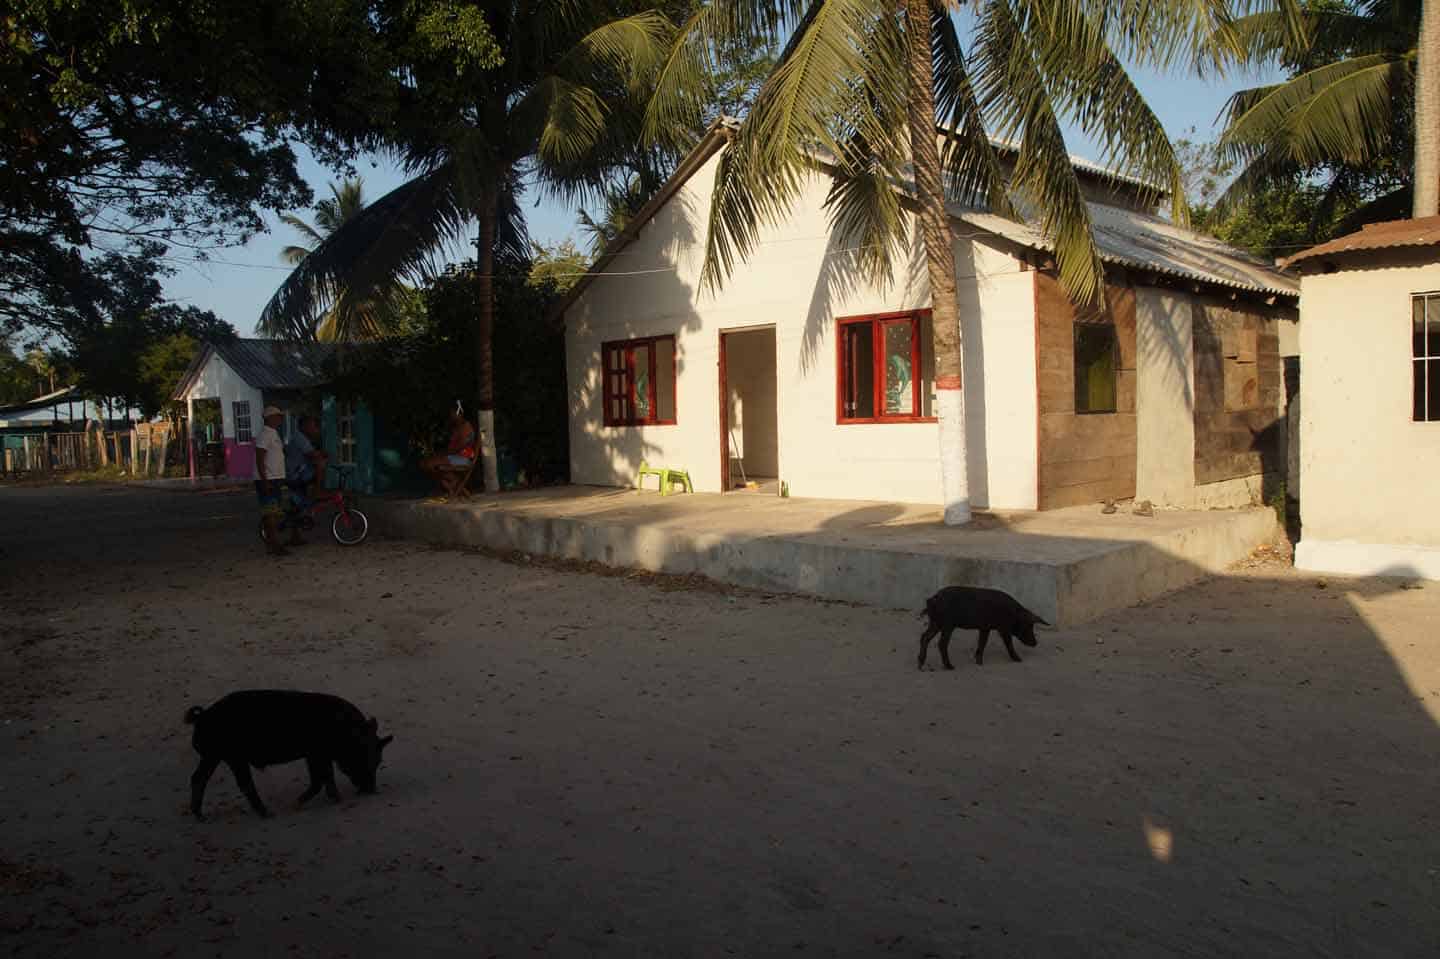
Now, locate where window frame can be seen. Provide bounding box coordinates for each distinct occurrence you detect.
[336,399,357,466]
[601,335,677,427]
[1413,291,1440,423]
[834,310,935,424]
[232,400,253,443]
[1073,321,1119,415]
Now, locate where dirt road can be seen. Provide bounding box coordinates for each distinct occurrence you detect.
[2,485,1438,957]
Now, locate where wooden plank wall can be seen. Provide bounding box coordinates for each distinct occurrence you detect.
[1036,272,1138,509]
[1192,300,1282,486]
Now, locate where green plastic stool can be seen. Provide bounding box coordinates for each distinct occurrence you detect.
[636,461,693,496]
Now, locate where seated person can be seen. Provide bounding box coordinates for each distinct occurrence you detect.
[420,407,477,495]
[284,415,328,515]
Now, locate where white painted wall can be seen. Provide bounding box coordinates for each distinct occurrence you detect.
[1295,254,1440,577]
[180,352,263,441]
[565,150,1040,508]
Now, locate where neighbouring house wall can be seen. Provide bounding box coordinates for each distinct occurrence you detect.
[564,150,1039,508]
[1296,253,1440,576]
[1191,298,1283,504]
[1036,274,1137,509]
[321,394,375,493]
[724,328,779,478]
[181,352,261,479]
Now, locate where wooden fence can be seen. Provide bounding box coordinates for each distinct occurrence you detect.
[0,423,177,478]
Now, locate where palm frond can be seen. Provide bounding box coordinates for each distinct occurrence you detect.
[975,0,1105,304]
[259,164,469,341]
[1193,0,1311,73]
[279,213,325,250]
[822,11,911,286]
[932,4,1012,214]
[1026,2,1188,222]
[701,0,891,292]
[1219,53,1409,168]
[280,244,313,266]
[554,11,673,90]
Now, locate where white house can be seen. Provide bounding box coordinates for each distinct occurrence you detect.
[1285,217,1440,579]
[171,338,338,480]
[557,120,1299,511]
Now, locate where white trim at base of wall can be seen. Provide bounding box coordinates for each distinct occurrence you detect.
[1294,539,1440,581]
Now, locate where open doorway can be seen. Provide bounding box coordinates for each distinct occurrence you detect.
[190,397,225,478]
[718,326,779,493]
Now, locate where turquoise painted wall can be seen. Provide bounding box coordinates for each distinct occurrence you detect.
[319,393,425,495]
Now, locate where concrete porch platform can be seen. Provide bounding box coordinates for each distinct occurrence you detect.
[369,486,1279,626]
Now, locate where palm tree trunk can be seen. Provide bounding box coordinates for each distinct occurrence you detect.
[475,187,501,494]
[904,0,970,525]
[1417,0,1440,217]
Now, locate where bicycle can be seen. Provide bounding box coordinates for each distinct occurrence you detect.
[258,465,370,546]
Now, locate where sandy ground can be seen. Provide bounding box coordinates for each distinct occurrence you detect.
[1,484,1438,958]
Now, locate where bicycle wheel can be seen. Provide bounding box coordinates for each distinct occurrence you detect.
[332,507,369,545]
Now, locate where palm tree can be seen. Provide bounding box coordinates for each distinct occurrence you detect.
[650,1,1196,524]
[1199,0,1421,220]
[1415,0,1438,214]
[269,179,402,341]
[259,4,679,493]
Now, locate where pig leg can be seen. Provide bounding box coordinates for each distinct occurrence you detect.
[297,757,339,806]
[297,757,327,806]
[190,756,221,820]
[974,628,990,665]
[1001,631,1023,662]
[917,622,940,670]
[938,628,957,670]
[226,759,272,818]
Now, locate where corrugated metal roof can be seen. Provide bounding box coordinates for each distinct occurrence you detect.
[952,202,1299,298]
[1281,216,1440,270]
[213,339,339,390]
[171,338,340,399]
[0,384,79,415]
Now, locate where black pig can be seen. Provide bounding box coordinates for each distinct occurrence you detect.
[185,690,393,820]
[917,586,1047,670]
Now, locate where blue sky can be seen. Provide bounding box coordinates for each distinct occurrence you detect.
[161,58,1274,337]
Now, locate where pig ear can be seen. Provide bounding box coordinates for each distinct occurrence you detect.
[379,735,394,749]
[367,716,378,732]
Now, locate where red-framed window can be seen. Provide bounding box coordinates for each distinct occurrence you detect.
[836,310,935,423]
[602,335,677,426]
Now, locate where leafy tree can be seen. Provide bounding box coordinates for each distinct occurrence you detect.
[260,2,689,493]
[0,0,400,342]
[649,1,1199,523]
[136,332,201,420]
[56,252,235,417]
[330,261,569,484]
[528,240,593,293]
[0,336,58,404]
[1199,0,1417,222]
[1174,130,1368,261]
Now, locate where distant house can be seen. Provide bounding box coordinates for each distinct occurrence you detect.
[1284,217,1440,579]
[0,385,125,432]
[556,120,1299,510]
[170,338,417,493]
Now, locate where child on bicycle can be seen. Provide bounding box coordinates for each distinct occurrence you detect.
[284,415,328,535]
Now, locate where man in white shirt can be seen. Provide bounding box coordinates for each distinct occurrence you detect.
[253,405,291,555]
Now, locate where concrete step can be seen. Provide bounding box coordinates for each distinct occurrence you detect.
[370,489,1279,626]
